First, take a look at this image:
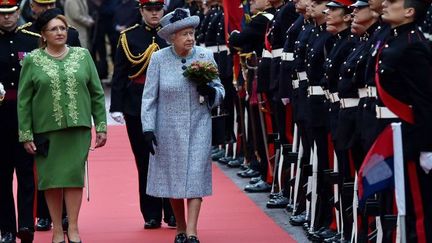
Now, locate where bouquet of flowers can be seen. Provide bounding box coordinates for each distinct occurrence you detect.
[183,61,219,104]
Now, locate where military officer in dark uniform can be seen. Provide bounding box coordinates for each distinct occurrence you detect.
[229,0,274,191]
[267,0,298,145]
[202,1,236,160]
[374,0,432,241]
[288,0,316,224]
[0,1,39,243]
[313,0,357,240]
[110,0,175,229]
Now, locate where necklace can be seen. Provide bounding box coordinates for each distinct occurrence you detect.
[45,46,68,58]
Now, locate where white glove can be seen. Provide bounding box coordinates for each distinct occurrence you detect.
[420,152,432,174]
[281,98,290,106]
[110,112,125,124]
[0,82,5,96]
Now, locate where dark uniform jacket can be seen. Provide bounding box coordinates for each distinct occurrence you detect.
[305,23,334,128]
[0,26,39,142]
[279,15,304,100]
[110,23,168,116]
[268,2,298,95]
[375,22,432,156]
[196,5,220,46]
[228,9,274,56]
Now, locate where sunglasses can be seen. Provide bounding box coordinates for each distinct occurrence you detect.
[142,6,164,12]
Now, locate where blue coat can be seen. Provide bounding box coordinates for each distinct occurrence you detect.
[141,46,225,198]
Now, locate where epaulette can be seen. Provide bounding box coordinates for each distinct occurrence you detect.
[68,25,77,30]
[17,22,32,31]
[0,29,4,35]
[19,28,41,38]
[252,11,274,21]
[120,24,140,35]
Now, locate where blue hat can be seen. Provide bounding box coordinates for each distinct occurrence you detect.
[158,8,200,41]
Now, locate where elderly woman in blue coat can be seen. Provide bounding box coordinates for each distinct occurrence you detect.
[140,8,225,243]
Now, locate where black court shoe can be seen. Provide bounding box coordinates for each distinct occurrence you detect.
[187,235,200,243]
[174,233,187,243]
[144,219,162,229]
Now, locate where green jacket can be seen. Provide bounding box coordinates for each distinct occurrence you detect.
[18,47,107,142]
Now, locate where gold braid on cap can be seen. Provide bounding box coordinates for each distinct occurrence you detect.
[120,31,160,79]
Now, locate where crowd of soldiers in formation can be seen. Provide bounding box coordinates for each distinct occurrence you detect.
[193,0,432,242]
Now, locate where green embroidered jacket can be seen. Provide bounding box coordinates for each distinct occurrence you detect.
[18,47,107,142]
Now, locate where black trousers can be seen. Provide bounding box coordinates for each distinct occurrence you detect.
[124,114,173,222]
[0,133,35,233]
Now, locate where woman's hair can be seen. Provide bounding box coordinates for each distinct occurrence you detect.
[38,15,68,48]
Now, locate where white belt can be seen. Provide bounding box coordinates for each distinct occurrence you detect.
[206,45,228,53]
[324,90,330,100]
[329,92,340,103]
[368,86,377,98]
[281,52,294,61]
[340,98,359,108]
[358,88,368,98]
[272,48,283,58]
[262,49,272,58]
[292,79,300,89]
[308,86,324,96]
[376,106,398,119]
[297,71,308,81]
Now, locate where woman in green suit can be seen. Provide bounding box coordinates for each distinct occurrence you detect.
[17,9,107,243]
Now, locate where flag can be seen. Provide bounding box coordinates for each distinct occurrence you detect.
[223,0,248,41]
[358,125,394,207]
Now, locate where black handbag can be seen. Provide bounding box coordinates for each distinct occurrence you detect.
[211,113,228,146]
[33,134,49,157]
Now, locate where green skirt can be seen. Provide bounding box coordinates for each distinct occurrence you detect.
[35,127,91,190]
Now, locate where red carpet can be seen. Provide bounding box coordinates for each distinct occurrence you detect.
[33,126,296,243]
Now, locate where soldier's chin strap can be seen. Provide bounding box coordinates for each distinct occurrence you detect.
[120,35,160,79]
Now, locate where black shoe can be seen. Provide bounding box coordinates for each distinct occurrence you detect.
[249,176,262,184]
[244,180,271,193]
[289,212,307,226]
[187,235,200,243]
[238,169,260,178]
[16,227,34,243]
[266,196,289,208]
[36,218,52,231]
[174,233,187,243]
[62,216,68,232]
[227,158,242,168]
[164,216,176,227]
[66,233,81,243]
[211,150,225,160]
[218,156,233,164]
[0,232,15,243]
[144,219,161,229]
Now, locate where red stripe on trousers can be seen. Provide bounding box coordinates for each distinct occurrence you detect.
[407,161,427,243]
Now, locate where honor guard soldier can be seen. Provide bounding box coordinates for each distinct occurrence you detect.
[110,0,175,229]
[23,0,80,46]
[0,1,39,243]
[267,0,298,145]
[203,1,238,161]
[313,0,357,241]
[288,0,315,225]
[374,0,432,240]
[324,0,379,241]
[303,0,334,235]
[229,0,274,191]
